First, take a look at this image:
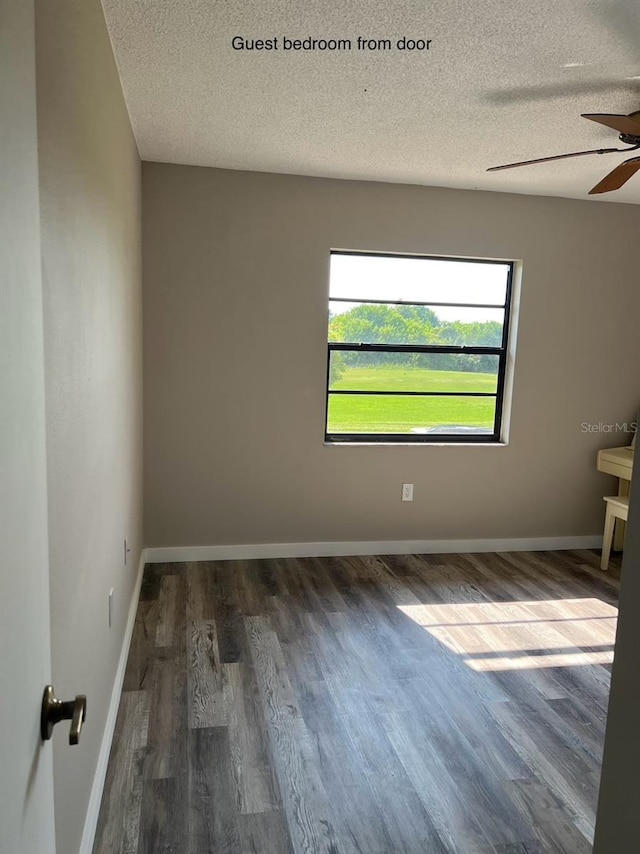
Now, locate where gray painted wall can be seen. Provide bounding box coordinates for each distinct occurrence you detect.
[142,163,640,548]
[36,1,143,851]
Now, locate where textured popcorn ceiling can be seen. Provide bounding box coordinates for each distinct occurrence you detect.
[101,0,640,202]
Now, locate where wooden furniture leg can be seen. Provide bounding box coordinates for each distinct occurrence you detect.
[614,478,629,551]
[602,495,630,570]
[601,504,616,571]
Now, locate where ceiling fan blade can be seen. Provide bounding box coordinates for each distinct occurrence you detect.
[582,113,640,136]
[487,147,621,172]
[589,157,640,194]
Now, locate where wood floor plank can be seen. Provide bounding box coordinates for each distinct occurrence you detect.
[272,616,324,692]
[341,705,449,853]
[303,700,399,853]
[388,668,539,849]
[327,611,413,713]
[299,611,373,715]
[137,776,187,854]
[187,619,227,728]
[188,727,241,854]
[305,557,349,612]
[266,594,306,646]
[186,561,217,621]
[123,600,159,692]
[224,661,281,814]
[508,777,592,853]
[93,691,149,854]
[486,843,545,854]
[383,705,497,854]
[490,700,599,841]
[144,645,188,780]
[275,558,324,614]
[245,615,344,854]
[234,560,267,617]
[139,566,162,602]
[402,672,532,783]
[155,574,183,647]
[254,559,281,598]
[544,696,606,763]
[211,561,244,663]
[238,811,294,854]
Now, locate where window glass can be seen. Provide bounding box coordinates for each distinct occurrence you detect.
[325,252,514,443]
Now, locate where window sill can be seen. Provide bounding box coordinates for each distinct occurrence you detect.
[323,441,509,448]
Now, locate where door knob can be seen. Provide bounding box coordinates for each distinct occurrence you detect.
[41,685,87,745]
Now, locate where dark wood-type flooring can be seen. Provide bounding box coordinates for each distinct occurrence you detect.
[93,550,621,854]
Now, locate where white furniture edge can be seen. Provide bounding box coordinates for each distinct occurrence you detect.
[79,548,147,854]
[144,536,602,563]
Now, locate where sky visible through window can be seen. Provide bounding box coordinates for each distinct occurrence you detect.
[329,253,510,322]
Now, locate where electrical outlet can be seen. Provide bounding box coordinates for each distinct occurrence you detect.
[402,483,414,502]
[108,588,114,628]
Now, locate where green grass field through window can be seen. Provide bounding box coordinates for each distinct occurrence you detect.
[327,366,497,434]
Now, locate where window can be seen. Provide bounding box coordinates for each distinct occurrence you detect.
[325,251,515,443]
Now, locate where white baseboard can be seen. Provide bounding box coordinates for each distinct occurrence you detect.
[144,535,602,564]
[79,548,147,854]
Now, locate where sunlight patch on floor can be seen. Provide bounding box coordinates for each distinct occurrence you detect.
[398,597,618,671]
[464,649,614,671]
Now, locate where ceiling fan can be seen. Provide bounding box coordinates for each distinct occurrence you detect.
[487,111,640,194]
